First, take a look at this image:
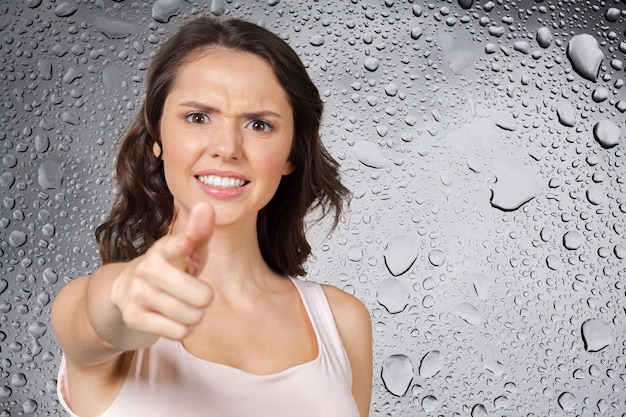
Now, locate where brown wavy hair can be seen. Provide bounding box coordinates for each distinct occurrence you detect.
[95,17,349,276]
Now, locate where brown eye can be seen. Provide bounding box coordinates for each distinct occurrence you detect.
[246,120,272,132]
[186,113,208,124]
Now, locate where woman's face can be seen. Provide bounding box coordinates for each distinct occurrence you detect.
[157,48,295,231]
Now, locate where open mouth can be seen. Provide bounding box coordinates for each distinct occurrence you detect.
[196,175,248,189]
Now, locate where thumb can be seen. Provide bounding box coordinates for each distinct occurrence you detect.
[185,203,215,246]
[182,203,214,275]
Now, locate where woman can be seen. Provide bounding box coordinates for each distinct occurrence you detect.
[51,16,372,417]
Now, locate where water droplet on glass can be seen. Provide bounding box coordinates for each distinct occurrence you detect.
[419,350,443,378]
[562,231,583,250]
[9,230,27,247]
[591,87,609,103]
[381,354,413,396]
[210,0,226,16]
[428,249,445,267]
[353,141,386,168]
[557,392,576,411]
[585,185,605,205]
[490,162,538,211]
[581,319,612,352]
[605,7,621,22]
[377,279,409,314]
[566,34,603,82]
[22,399,38,414]
[384,236,418,276]
[54,2,78,17]
[38,161,63,190]
[536,27,553,48]
[593,120,621,149]
[455,303,484,325]
[556,104,576,127]
[27,322,47,339]
[152,0,182,23]
[94,16,134,39]
[471,404,488,417]
[364,57,379,72]
[309,35,324,46]
[421,395,439,411]
[458,0,473,10]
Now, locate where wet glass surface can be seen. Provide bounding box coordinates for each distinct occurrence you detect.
[0,0,624,415]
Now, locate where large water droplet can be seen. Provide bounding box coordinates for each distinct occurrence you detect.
[455,303,484,325]
[9,230,28,247]
[384,235,418,276]
[490,162,538,211]
[94,16,134,39]
[353,141,386,168]
[557,392,576,411]
[377,279,409,314]
[152,0,182,23]
[566,34,603,82]
[593,120,621,149]
[556,104,576,127]
[428,249,445,266]
[563,231,583,250]
[38,161,63,190]
[421,395,439,412]
[536,27,553,48]
[381,354,413,396]
[419,350,444,378]
[581,319,612,352]
[472,274,492,300]
[54,2,78,17]
[364,57,379,72]
[27,322,47,339]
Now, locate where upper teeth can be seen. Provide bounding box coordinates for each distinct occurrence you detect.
[197,175,246,188]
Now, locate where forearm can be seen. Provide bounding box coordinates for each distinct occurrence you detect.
[51,263,157,367]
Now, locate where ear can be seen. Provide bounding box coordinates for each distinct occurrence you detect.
[282,159,295,176]
[152,141,162,158]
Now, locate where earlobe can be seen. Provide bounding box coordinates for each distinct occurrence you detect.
[152,141,162,158]
[282,160,295,176]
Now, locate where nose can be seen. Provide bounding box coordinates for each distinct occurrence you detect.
[209,120,242,161]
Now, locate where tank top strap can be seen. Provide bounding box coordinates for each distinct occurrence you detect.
[288,277,352,385]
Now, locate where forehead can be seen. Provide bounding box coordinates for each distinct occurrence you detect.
[170,48,288,101]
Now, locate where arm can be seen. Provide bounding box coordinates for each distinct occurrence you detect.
[323,285,373,417]
[51,204,216,367]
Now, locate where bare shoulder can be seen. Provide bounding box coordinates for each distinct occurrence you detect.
[321,284,371,328]
[321,284,373,417]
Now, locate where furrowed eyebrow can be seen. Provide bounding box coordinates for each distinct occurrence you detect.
[178,101,282,119]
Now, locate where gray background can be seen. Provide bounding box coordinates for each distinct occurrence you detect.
[1,0,625,415]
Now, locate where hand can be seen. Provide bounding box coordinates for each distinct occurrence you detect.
[110,203,215,342]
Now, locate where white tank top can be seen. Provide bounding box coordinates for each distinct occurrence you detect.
[57,277,360,417]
